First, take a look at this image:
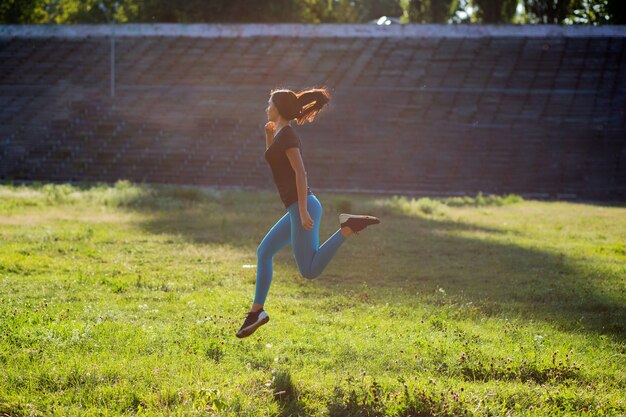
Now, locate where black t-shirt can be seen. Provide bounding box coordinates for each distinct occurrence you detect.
[264,125,312,209]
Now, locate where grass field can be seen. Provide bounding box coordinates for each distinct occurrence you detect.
[0,180,624,416]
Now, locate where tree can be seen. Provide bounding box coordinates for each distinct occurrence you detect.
[408,0,455,23]
[133,0,307,23]
[1,0,623,24]
[319,0,403,23]
[564,0,609,24]
[523,0,569,23]
[0,0,44,23]
[607,0,626,23]
[474,0,518,23]
[357,0,404,21]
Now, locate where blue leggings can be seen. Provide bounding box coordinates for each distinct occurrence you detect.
[254,194,346,305]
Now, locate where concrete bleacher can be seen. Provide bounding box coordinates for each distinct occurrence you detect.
[0,24,624,200]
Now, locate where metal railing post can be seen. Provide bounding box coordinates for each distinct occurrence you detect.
[99,2,119,98]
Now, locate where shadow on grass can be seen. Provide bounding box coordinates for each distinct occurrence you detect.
[271,368,309,417]
[357,211,625,342]
[11,180,623,343]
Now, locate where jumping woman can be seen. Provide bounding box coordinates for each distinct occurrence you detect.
[236,87,381,338]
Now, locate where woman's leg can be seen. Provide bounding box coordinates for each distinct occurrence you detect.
[253,211,292,307]
[288,194,347,279]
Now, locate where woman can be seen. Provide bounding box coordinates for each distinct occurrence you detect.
[236,87,380,338]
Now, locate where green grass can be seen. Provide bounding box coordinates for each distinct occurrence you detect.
[0,180,624,416]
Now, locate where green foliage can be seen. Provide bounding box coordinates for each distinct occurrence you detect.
[522,0,571,23]
[0,0,42,23]
[0,0,403,24]
[1,0,623,24]
[0,0,137,23]
[565,0,612,24]
[606,0,626,22]
[408,0,456,23]
[381,191,523,217]
[473,0,519,23]
[440,191,524,207]
[0,180,225,211]
[386,195,448,216]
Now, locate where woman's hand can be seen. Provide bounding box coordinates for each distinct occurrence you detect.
[264,121,275,137]
[300,210,314,231]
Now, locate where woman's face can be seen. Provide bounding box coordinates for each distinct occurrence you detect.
[266,96,280,122]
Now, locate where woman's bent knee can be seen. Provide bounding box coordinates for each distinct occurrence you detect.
[257,244,269,260]
[300,268,318,280]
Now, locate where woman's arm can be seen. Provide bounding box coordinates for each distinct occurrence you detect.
[266,133,273,150]
[286,148,313,230]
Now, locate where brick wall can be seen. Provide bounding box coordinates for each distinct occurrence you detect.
[1,24,625,200]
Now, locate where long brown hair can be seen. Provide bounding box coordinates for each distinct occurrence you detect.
[270,86,331,125]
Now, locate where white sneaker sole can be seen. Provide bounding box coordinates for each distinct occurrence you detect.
[236,311,270,338]
[339,213,380,225]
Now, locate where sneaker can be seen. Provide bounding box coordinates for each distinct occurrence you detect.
[236,309,270,338]
[339,213,381,234]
